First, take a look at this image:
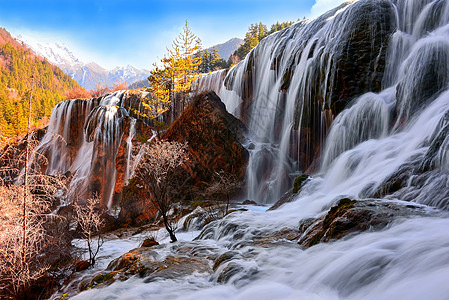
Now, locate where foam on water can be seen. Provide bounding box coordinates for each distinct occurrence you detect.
[62,0,449,298]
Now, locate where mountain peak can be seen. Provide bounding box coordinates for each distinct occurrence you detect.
[208,37,243,60]
[14,33,83,67]
[12,32,150,90]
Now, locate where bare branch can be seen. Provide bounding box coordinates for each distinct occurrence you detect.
[136,140,188,242]
[72,196,105,266]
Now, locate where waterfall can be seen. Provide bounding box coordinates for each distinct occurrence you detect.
[124,118,137,184]
[67,1,449,299]
[36,90,152,207]
[199,0,398,203]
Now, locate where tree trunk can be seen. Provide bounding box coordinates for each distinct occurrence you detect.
[162,213,177,242]
[22,75,35,264]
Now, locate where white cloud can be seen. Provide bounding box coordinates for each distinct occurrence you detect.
[309,0,351,18]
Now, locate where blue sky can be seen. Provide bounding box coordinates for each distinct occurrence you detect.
[0,0,347,70]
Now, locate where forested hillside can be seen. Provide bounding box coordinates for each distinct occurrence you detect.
[0,27,84,140]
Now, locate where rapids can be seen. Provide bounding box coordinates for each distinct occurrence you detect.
[57,0,449,298]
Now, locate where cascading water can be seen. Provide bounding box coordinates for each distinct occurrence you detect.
[198,0,397,203]
[53,0,449,299]
[36,90,151,207]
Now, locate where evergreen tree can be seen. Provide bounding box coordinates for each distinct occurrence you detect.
[171,21,202,111]
[234,22,268,60]
[143,61,171,119]
[267,20,295,35]
[195,47,229,73]
[141,21,202,118]
[0,38,83,140]
[233,20,297,61]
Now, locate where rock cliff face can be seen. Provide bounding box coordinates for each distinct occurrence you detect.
[163,91,248,185]
[119,92,248,225]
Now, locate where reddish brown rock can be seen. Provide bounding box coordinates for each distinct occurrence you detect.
[119,91,249,225]
[163,91,249,196]
[141,238,159,248]
[74,260,90,272]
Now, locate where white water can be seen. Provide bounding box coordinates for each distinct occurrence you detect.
[199,0,396,203]
[63,0,449,298]
[36,90,150,207]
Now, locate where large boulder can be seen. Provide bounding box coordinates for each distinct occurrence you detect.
[119,91,249,225]
[162,91,248,197]
[163,91,248,180]
[298,198,434,247]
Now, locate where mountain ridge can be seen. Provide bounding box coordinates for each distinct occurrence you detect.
[0,27,83,138]
[207,37,243,60]
[13,33,150,90]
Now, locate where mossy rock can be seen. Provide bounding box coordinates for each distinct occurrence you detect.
[107,251,139,271]
[308,232,325,247]
[89,271,117,288]
[292,174,310,194]
[322,198,356,228]
[299,198,432,247]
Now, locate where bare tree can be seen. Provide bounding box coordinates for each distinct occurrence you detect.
[205,170,242,215]
[0,184,49,298]
[136,140,188,243]
[0,76,67,298]
[0,134,67,298]
[73,196,105,266]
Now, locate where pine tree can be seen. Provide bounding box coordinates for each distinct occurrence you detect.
[0,36,84,140]
[196,47,227,73]
[144,61,172,119]
[141,20,202,120]
[171,21,202,111]
[233,20,296,61]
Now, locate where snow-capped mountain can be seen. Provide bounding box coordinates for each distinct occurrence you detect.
[109,65,150,86]
[15,34,82,68]
[14,34,150,90]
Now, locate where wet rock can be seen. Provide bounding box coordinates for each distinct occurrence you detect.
[215,261,246,283]
[105,247,211,284]
[251,227,301,248]
[182,206,221,231]
[143,255,211,282]
[298,198,433,247]
[74,260,90,272]
[242,199,257,205]
[292,174,311,194]
[213,251,240,271]
[421,111,449,171]
[268,191,295,211]
[108,251,140,271]
[87,271,118,289]
[370,164,415,198]
[141,238,159,248]
[214,259,259,285]
[396,39,449,122]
